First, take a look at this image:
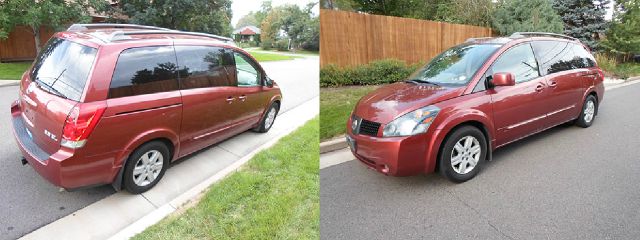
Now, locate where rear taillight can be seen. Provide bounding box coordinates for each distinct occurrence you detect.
[61,102,106,149]
[597,68,604,80]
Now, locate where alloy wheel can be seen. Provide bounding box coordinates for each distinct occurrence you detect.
[132,150,163,187]
[450,136,481,174]
[584,100,595,123]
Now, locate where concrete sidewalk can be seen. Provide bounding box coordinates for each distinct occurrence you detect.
[21,97,319,240]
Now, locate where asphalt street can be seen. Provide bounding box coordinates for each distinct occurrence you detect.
[0,56,318,240]
[321,82,640,239]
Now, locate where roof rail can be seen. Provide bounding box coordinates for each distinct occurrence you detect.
[510,32,577,41]
[465,37,494,43]
[111,30,234,43]
[67,23,171,32]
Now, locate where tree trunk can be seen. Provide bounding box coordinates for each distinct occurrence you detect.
[32,26,41,55]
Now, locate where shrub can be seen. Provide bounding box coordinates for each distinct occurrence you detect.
[320,59,422,87]
[261,39,273,50]
[276,39,289,51]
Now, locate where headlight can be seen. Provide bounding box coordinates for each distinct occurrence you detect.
[382,105,440,137]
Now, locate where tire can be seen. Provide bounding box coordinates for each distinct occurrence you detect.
[575,95,597,128]
[439,126,488,183]
[123,141,170,194]
[253,102,279,133]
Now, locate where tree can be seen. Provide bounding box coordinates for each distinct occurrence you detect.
[552,0,610,50]
[601,0,640,59]
[492,0,564,35]
[0,0,109,54]
[236,13,259,28]
[119,0,232,36]
[260,2,319,51]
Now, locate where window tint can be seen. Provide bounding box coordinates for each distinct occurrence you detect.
[175,46,236,89]
[31,38,97,101]
[234,52,261,87]
[491,44,540,83]
[532,41,594,75]
[109,46,179,98]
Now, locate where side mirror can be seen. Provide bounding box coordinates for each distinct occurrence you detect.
[264,76,274,88]
[491,72,515,87]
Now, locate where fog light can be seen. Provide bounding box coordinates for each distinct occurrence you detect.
[381,164,390,174]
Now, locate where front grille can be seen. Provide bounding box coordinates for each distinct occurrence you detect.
[358,119,381,136]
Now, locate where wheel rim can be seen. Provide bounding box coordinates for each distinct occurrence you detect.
[584,100,595,123]
[133,150,163,187]
[265,107,276,129]
[451,136,481,174]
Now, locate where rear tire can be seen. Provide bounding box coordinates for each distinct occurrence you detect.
[253,102,279,133]
[123,141,170,194]
[575,95,597,128]
[439,126,487,183]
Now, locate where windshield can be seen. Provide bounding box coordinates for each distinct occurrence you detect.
[407,44,500,86]
[31,37,98,101]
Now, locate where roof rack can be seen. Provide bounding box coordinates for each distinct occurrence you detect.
[465,37,494,43]
[66,23,234,43]
[67,23,171,31]
[510,32,577,41]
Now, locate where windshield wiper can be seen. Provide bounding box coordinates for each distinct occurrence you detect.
[405,79,441,86]
[34,77,68,99]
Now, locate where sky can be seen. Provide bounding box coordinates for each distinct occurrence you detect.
[231,0,319,28]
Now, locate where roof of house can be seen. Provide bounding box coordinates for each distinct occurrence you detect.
[233,26,261,35]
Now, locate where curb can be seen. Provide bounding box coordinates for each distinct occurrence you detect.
[320,136,348,154]
[0,80,20,88]
[319,77,640,155]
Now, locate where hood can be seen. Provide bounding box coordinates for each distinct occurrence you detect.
[353,82,464,124]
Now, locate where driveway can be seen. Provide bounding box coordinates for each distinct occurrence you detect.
[0,56,318,240]
[320,82,640,239]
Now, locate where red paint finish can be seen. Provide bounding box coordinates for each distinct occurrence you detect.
[11,27,281,190]
[348,36,604,177]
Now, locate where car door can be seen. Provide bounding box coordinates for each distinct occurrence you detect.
[531,41,586,127]
[488,43,549,147]
[229,50,271,126]
[175,45,239,156]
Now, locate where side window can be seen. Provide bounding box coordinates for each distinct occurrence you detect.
[233,52,261,87]
[109,46,179,98]
[491,44,540,83]
[571,43,596,69]
[174,46,235,89]
[531,40,579,75]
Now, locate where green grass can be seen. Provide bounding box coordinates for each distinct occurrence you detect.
[134,117,319,240]
[320,85,380,140]
[247,51,298,62]
[606,63,640,79]
[0,62,31,80]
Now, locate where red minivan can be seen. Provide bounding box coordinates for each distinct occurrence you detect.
[347,32,604,182]
[11,24,282,193]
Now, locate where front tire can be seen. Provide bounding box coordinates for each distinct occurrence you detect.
[123,141,170,194]
[575,95,597,128]
[253,102,279,133]
[439,126,487,183]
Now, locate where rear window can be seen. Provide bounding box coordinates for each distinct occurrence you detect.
[174,45,236,89]
[531,41,596,75]
[31,38,97,101]
[109,46,179,98]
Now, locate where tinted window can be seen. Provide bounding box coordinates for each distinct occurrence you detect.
[31,38,97,101]
[234,52,261,87]
[175,46,236,89]
[109,46,179,98]
[491,44,540,83]
[407,44,500,86]
[532,41,594,75]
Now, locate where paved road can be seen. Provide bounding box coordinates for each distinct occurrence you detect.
[0,56,318,240]
[321,82,640,240]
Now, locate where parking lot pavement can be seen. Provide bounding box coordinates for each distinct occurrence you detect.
[320,82,640,240]
[0,56,318,240]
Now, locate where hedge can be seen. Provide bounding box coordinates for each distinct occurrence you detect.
[320,59,423,87]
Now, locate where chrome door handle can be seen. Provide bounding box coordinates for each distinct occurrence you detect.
[548,81,557,88]
[226,97,235,104]
[535,84,545,92]
[238,95,247,102]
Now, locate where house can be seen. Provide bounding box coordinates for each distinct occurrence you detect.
[233,26,261,43]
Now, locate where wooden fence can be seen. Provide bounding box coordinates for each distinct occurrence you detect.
[0,26,55,62]
[320,10,495,68]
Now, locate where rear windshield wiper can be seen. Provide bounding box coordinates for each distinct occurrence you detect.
[405,79,441,86]
[34,77,68,99]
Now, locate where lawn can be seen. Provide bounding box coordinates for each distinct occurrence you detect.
[605,63,640,79]
[134,117,319,240]
[0,62,31,80]
[320,85,380,140]
[247,51,298,62]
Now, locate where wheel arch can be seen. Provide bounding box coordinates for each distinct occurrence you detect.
[431,115,494,173]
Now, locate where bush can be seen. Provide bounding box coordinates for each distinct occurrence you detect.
[261,39,273,50]
[320,59,422,87]
[276,39,289,51]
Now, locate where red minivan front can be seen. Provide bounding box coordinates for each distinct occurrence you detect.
[347,34,604,182]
